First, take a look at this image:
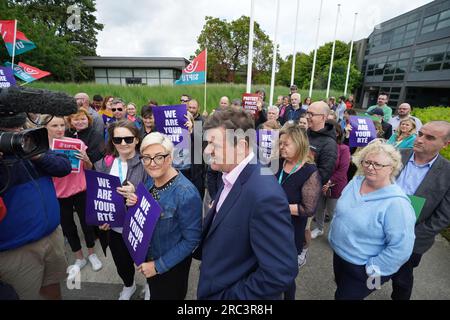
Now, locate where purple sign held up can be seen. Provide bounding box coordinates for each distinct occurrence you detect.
[0,67,16,88]
[349,116,377,147]
[257,129,278,163]
[152,105,188,146]
[85,170,127,227]
[122,183,162,266]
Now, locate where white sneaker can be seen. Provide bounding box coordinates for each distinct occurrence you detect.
[298,248,308,268]
[88,254,103,272]
[66,258,86,281]
[311,228,324,239]
[118,282,136,300]
[74,258,87,270]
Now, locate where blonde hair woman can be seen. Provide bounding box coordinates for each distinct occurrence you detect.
[387,118,417,149]
[329,140,416,300]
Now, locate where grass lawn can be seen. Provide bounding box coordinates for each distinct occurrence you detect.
[28,82,345,114]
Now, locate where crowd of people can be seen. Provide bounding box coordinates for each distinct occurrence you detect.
[0,87,449,301]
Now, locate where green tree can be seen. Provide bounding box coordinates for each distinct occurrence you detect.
[197,15,276,84]
[277,40,362,93]
[1,0,103,81]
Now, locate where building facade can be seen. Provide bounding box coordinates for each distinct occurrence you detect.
[357,0,450,109]
[80,56,189,86]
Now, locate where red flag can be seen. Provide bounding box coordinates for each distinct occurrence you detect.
[18,62,51,80]
[0,20,36,56]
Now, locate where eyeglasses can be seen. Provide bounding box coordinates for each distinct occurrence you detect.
[361,160,391,170]
[112,136,135,144]
[140,154,170,166]
[180,99,189,103]
[112,108,123,112]
[306,112,324,118]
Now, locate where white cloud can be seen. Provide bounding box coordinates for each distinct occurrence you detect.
[95,0,433,59]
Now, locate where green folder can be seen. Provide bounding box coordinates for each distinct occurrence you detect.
[408,195,426,220]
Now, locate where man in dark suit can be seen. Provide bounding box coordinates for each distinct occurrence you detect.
[392,120,450,300]
[195,108,298,300]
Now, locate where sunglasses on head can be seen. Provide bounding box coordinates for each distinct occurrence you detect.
[112,136,135,144]
[112,108,123,112]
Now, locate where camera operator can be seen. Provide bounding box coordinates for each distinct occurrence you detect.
[0,113,72,299]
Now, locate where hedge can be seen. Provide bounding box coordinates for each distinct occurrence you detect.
[412,107,450,160]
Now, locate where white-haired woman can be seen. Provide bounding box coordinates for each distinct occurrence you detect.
[329,140,416,300]
[126,132,202,300]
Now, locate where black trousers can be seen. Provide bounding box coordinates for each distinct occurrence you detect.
[333,253,391,300]
[58,191,96,252]
[147,256,192,300]
[109,230,135,287]
[391,252,423,300]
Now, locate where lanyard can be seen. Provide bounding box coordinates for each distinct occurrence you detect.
[118,158,125,184]
[278,160,302,185]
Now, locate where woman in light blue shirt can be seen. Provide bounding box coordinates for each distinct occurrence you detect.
[329,140,416,300]
[387,118,416,149]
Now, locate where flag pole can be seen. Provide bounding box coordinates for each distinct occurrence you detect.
[246,0,255,94]
[11,19,17,71]
[326,4,341,99]
[204,48,208,113]
[290,0,301,86]
[344,13,358,96]
[309,0,323,98]
[269,0,280,106]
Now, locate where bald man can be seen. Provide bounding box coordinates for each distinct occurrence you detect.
[393,121,450,300]
[306,102,338,239]
[389,103,423,133]
[74,92,104,136]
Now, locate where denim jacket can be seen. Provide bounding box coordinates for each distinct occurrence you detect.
[145,172,202,274]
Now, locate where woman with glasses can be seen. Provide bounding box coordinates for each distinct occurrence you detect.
[328,140,416,300]
[94,120,149,300]
[125,132,202,300]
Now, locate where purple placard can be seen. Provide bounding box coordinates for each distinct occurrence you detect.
[257,129,278,162]
[0,67,16,88]
[349,116,377,147]
[152,104,188,146]
[122,183,162,266]
[85,170,127,227]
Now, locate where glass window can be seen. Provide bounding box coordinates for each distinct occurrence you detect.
[367,70,374,76]
[424,63,441,71]
[394,25,406,34]
[443,62,450,69]
[384,63,395,74]
[94,69,107,77]
[440,9,450,20]
[147,78,160,86]
[423,14,438,25]
[96,78,108,84]
[403,38,415,46]
[390,94,400,99]
[427,53,444,63]
[121,69,132,77]
[436,19,450,30]
[414,48,428,57]
[391,87,401,93]
[160,69,174,78]
[160,78,174,85]
[108,78,121,85]
[147,70,159,78]
[406,21,419,30]
[405,30,416,39]
[375,68,384,75]
[399,52,410,60]
[421,24,435,34]
[108,69,121,77]
[397,60,408,73]
[393,75,404,81]
[133,69,147,77]
[413,57,427,65]
[388,54,399,61]
[429,44,446,54]
[411,64,423,72]
[382,76,393,81]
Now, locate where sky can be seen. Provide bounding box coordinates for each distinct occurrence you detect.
[95,0,433,60]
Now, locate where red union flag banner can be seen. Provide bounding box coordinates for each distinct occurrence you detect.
[0,20,36,56]
[18,62,50,81]
[175,50,206,85]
